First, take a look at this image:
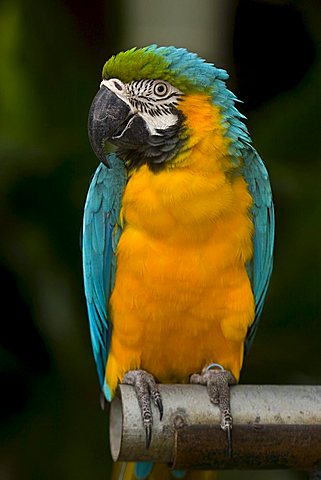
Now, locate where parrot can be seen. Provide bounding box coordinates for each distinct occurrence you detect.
[82,45,274,480]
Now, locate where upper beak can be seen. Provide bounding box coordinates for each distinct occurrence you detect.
[88,86,132,165]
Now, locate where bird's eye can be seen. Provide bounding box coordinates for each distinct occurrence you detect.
[154,82,168,97]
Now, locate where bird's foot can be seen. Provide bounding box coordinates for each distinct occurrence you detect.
[122,369,163,448]
[190,363,236,457]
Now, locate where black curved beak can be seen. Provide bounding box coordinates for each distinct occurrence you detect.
[88,86,132,166]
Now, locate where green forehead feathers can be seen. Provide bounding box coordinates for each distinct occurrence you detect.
[103,48,169,84]
[102,45,226,94]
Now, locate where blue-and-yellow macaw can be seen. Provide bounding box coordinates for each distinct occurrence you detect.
[82,45,274,480]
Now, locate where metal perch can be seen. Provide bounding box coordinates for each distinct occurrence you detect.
[110,384,321,472]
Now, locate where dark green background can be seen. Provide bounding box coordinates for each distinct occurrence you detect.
[1,1,320,479]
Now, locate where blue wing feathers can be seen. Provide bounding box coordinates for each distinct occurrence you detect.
[241,145,275,353]
[82,155,126,389]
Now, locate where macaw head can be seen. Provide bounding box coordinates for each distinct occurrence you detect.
[88,45,250,171]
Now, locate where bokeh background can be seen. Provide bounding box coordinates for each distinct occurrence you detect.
[1,0,320,479]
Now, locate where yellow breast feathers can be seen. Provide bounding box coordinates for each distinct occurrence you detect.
[106,94,255,396]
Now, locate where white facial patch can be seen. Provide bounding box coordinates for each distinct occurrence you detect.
[139,111,179,135]
[100,78,183,136]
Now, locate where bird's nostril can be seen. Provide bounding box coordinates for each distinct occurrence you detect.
[113,81,123,91]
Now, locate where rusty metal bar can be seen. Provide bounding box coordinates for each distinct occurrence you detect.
[109,384,321,470]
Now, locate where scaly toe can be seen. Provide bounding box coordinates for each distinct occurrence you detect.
[122,369,163,448]
[190,364,236,457]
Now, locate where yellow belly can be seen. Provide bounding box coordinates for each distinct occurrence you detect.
[106,96,255,396]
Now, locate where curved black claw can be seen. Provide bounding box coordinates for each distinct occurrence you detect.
[122,369,163,448]
[225,424,232,458]
[190,365,236,458]
[145,423,152,449]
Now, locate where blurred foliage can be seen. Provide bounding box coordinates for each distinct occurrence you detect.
[0,0,320,479]
[239,1,321,387]
[0,0,119,478]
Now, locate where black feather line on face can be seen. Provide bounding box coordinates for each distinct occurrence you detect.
[126,79,182,117]
[128,97,179,117]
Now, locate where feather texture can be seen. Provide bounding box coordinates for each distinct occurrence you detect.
[83,45,274,480]
[242,145,275,352]
[82,154,126,395]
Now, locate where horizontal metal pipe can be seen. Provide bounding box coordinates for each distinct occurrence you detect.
[109,384,321,470]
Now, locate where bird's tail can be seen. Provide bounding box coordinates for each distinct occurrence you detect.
[112,462,217,480]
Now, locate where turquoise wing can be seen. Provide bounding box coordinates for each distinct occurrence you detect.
[82,154,126,400]
[241,145,275,353]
